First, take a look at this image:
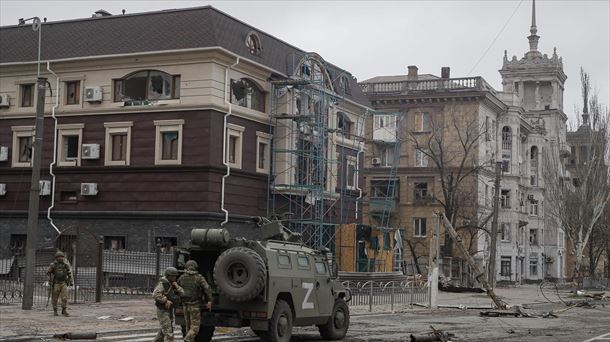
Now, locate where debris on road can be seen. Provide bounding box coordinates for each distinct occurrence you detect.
[410,325,455,342]
[96,315,111,320]
[52,332,97,340]
[119,316,135,321]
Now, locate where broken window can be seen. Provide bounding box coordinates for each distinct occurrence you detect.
[500,256,511,276]
[65,81,80,105]
[414,182,428,200]
[114,70,180,102]
[500,189,511,208]
[161,131,179,161]
[529,229,538,245]
[337,112,353,139]
[156,237,177,253]
[18,136,33,163]
[345,156,357,189]
[245,32,262,55]
[104,236,126,250]
[370,179,398,199]
[230,78,265,112]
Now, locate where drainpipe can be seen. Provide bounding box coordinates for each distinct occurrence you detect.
[221,56,240,226]
[46,61,60,234]
[355,110,369,220]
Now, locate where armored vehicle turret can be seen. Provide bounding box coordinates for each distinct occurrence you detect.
[174,219,351,342]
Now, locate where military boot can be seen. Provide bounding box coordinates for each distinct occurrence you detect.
[53,308,58,316]
[61,308,69,317]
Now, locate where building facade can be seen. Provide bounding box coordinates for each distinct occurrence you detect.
[0,7,370,253]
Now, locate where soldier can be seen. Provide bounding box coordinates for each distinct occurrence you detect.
[178,260,213,342]
[153,267,184,342]
[47,251,73,317]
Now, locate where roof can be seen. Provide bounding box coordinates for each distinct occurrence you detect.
[360,74,440,83]
[0,6,370,107]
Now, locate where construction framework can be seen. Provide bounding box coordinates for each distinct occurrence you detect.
[267,54,367,250]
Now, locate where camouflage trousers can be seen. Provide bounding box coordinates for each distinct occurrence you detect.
[153,308,174,342]
[51,282,69,310]
[183,303,202,342]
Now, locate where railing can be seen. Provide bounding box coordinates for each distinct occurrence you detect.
[342,278,429,312]
[359,77,495,95]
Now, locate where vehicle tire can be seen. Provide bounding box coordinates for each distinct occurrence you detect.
[318,299,350,340]
[214,247,266,302]
[195,326,215,342]
[265,299,292,342]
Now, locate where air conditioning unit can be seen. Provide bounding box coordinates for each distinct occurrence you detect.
[0,184,6,196]
[0,94,9,107]
[40,180,51,196]
[82,144,100,159]
[0,146,8,161]
[81,183,98,196]
[372,157,381,166]
[84,86,102,102]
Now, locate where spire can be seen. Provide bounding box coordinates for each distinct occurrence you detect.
[527,0,541,58]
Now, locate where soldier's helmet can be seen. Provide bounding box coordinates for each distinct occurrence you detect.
[185,260,198,271]
[164,267,179,277]
[54,251,65,258]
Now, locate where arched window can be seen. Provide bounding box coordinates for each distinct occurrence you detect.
[502,126,512,150]
[114,70,180,102]
[245,32,262,56]
[298,58,333,91]
[230,78,265,112]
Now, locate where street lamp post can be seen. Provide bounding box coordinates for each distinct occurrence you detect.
[20,16,48,310]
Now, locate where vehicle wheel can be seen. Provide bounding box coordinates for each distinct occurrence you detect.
[318,299,350,340]
[214,247,266,302]
[181,324,186,338]
[195,326,215,342]
[266,299,292,342]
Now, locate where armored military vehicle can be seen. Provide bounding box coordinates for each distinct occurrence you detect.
[174,218,351,342]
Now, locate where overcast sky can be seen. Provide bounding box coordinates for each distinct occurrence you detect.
[1,0,608,125]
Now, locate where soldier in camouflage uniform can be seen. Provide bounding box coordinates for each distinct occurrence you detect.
[153,267,184,342]
[178,260,213,342]
[47,251,73,317]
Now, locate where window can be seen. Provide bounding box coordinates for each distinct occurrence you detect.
[379,146,394,167]
[530,146,539,186]
[230,78,265,112]
[104,236,126,250]
[414,182,429,200]
[20,83,34,107]
[337,112,353,139]
[57,124,84,167]
[154,119,184,165]
[315,261,327,274]
[255,132,271,173]
[529,257,538,276]
[9,234,27,256]
[414,218,427,237]
[370,179,398,199]
[485,116,490,141]
[500,256,511,277]
[501,126,512,150]
[414,112,431,132]
[345,156,357,190]
[529,229,538,245]
[500,223,511,242]
[529,200,539,216]
[226,124,244,169]
[579,146,588,163]
[114,70,180,102]
[297,255,310,268]
[339,75,351,93]
[65,81,80,105]
[156,237,177,253]
[373,115,396,130]
[500,189,511,208]
[278,255,291,267]
[415,149,428,167]
[104,122,132,166]
[245,32,262,55]
[558,230,564,248]
[11,126,34,167]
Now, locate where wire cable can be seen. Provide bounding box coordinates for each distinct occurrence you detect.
[467,0,525,76]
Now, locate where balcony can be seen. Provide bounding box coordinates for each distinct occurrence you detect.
[372,128,397,143]
[360,76,495,96]
[368,198,398,213]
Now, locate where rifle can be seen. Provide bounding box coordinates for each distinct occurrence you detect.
[46,276,55,308]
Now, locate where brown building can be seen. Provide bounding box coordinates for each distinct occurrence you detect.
[0,7,370,253]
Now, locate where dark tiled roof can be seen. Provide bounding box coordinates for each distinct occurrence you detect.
[0,6,370,107]
[361,74,440,83]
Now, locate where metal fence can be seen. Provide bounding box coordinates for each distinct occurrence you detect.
[343,279,429,312]
[102,250,172,297]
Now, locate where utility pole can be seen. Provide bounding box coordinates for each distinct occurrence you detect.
[488,161,502,290]
[428,213,440,309]
[22,76,47,310]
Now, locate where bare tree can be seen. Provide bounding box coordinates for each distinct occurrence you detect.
[404,107,492,255]
[544,69,610,276]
